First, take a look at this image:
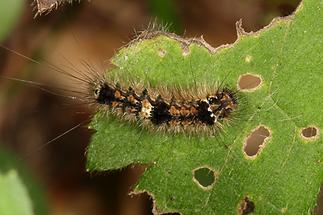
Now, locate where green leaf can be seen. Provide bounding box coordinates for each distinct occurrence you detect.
[86,0,322,214]
[0,147,47,215]
[0,170,33,215]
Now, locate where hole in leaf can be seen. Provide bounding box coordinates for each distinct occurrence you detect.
[193,166,217,190]
[244,125,271,158]
[238,197,255,215]
[300,126,319,140]
[238,74,262,91]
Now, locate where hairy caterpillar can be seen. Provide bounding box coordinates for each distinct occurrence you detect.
[90,79,237,134]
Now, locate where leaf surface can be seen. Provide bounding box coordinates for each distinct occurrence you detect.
[0,147,47,215]
[0,170,33,215]
[87,0,323,214]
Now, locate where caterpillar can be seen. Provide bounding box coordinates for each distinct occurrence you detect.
[91,80,237,133]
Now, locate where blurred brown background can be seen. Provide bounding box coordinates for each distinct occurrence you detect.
[1,0,321,215]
